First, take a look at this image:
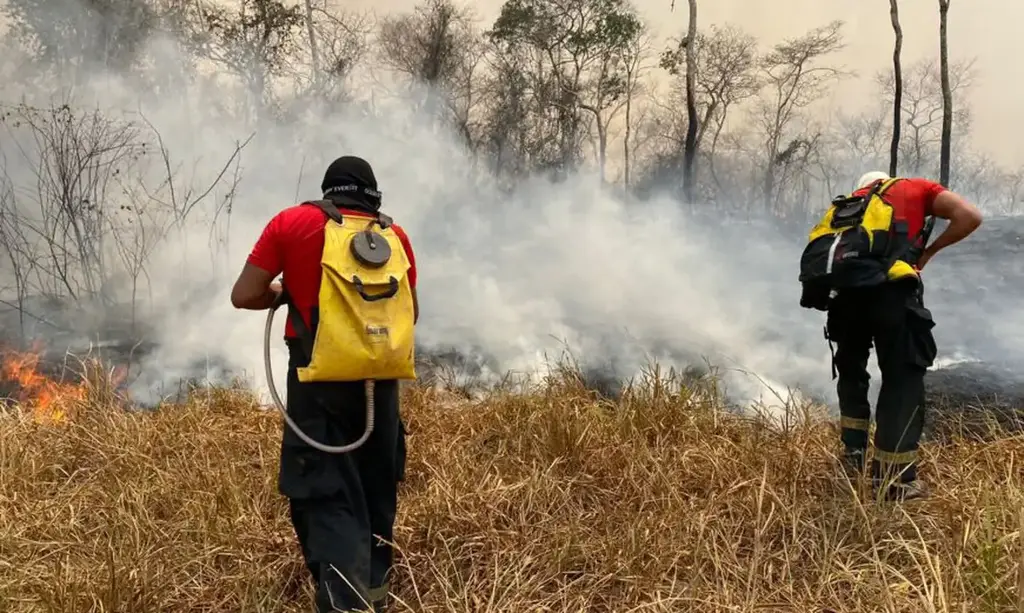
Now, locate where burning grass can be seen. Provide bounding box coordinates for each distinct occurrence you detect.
[0,356,1023,612]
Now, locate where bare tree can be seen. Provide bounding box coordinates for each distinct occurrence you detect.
[138,114,252,234]
[875,57,974,177]
[188,0,304,121]
[658,24,759,198]
[2,0,1020,264]
[577,13,647,183]
[305,2,372,100]
[378,0,475,86]
[378,0,483,147]
[938,0,952,186]
[478,51,530,181]
[0,99,254,342]
[620,28,653,187]
[487,0,644,179]
[0,103,149,302]
[0,170,39,342]
[303,0,320,82]
[107,199,159,334]
[889,0,903,176]
[682,0,698,202]
[1006,169,1024,215]
[2,0,162,84]
[754,20,846,212]
[830,104,889,177]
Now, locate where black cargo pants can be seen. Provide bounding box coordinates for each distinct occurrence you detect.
[825,279,938,489]
[280,339,407,612]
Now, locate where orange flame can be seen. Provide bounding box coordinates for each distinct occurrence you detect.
[1,347,85,424]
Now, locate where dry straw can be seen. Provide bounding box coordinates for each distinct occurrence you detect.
[0,357,1022,612]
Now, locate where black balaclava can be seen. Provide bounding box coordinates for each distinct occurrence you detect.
[320,155,382,212]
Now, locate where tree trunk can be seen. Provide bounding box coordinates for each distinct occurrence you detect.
[938,0,952,186]
[623,94,632,187]
[304,0,320,84]
[682,0,699,202]
[889,0,903,177]
[597,121,607,183]
[580,104,607,183]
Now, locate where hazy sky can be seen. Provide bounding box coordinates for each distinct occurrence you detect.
[351,0,1022,167]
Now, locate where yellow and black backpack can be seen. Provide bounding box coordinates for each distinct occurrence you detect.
[286,199,416,383]
[798,177,933,311]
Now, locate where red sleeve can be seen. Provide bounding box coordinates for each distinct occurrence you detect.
[393,224,417,289]
[908,178,947,215]
[247,212,286,276]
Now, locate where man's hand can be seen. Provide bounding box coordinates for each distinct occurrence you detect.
[231,263,281,310]
[269,280,284,307]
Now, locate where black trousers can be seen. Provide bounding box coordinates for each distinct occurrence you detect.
[826,280,938,486]
[279,339,406,612]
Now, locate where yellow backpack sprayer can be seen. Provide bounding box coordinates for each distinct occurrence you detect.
[263,199,417,453]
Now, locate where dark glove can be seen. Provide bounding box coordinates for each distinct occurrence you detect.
[800,280,831,311]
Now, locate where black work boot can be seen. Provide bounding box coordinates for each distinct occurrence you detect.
[878,479,930,502]
[840,447,866,480]
[830,447,867,496]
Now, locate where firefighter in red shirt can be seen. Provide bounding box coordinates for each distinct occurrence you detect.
[824,171,982,501]
[230,156,417,612]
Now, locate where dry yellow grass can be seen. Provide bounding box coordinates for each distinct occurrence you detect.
[1,364,1023,612]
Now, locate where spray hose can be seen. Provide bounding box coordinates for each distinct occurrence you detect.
[264,303,374,454]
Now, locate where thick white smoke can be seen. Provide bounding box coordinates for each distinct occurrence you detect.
[120,88,834,409]
[0,7,1020,415]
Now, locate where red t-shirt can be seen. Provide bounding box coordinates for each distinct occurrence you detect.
[853,177,947,239]
[247,202,417,338]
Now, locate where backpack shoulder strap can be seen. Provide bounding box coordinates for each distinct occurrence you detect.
[275,287,315,361]
[287,199,344,360]
[876,177,903,199]
[306,199,344,224]
[864,178,889,200]
[307,199,394,230]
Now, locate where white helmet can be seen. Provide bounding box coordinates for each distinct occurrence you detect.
[855,171,890,191]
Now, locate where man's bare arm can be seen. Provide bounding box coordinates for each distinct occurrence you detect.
[919,190,983,268]
[231,263,281,310]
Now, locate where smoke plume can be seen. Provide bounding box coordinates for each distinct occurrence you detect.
[0,1,1021,414]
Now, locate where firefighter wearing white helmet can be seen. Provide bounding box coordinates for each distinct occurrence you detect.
[855,170,891,190]
[798,170,983,502]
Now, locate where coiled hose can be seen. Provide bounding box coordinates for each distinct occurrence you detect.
[264,303,374,453]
